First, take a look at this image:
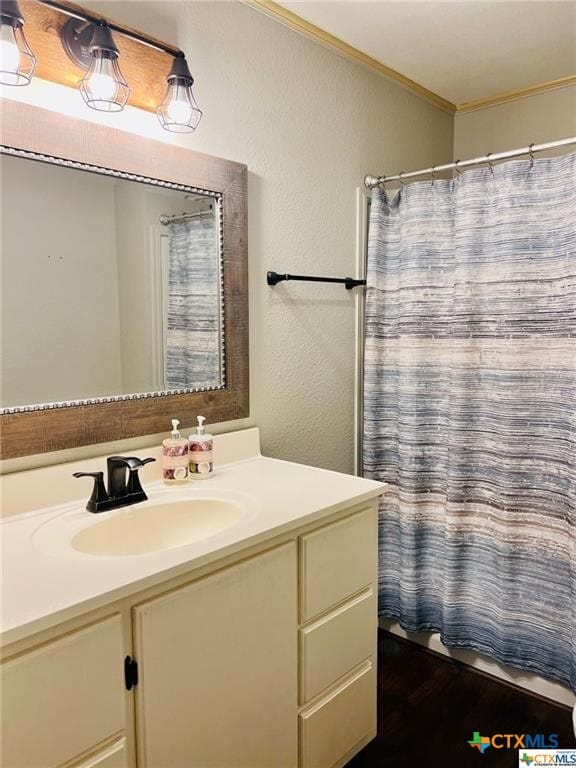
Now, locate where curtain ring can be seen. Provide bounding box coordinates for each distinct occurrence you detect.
[529,143,535,170]
[431,166,436,186]
[487,152,494,175]
[399,171,405,188]
[454,159,462,178]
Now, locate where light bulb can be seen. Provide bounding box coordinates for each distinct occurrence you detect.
[86,70,116,101]
[79,53,129,111]
[167,96,193,125]
[77,23,129,112]
[0,2,35,87]
[158,81,201,133]
[157,53,202,133]
[0,24,20,76]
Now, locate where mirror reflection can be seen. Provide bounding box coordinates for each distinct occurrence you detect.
[0,153,223,410]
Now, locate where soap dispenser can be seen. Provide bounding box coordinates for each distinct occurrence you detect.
[162,419,189,483]
[189,416,213,479]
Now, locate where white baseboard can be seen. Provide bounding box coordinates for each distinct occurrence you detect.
[380,619,576,709]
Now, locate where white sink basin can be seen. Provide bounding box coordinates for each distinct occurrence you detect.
[32,489,254,559]
[71,498,245,556]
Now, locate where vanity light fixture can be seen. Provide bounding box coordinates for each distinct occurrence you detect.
[78,22,129,112]
[30,1,203,130]
[0,0,36,86]
[157,52,203,133]
[62,18,129,112]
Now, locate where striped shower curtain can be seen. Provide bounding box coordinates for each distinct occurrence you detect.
[166,216,221,389]
[363,152,576,691]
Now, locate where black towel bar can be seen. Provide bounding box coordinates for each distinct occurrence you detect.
[267,271,366,290]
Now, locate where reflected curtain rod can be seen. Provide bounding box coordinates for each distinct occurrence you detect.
[159,211,212,225]
[364,136,576,189]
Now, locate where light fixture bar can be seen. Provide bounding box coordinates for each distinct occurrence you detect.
[38,0,181,57]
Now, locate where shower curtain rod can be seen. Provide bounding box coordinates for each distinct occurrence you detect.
[159,210,212,225]
[364,136,576,189]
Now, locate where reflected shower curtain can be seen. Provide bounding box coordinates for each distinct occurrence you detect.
[363,153,576,691]
[166,217,220,389]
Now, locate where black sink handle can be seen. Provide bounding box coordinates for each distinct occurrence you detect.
[108,455,148,471]
[127,457,156,497]
[73,471,110,513]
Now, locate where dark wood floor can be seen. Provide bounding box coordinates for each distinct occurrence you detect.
[348,630,575,767]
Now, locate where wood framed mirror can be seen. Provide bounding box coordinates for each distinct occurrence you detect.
[0,99,248,459]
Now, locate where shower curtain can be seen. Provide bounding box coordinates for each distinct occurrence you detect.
[166,216,220,389]
[363,152,576,691]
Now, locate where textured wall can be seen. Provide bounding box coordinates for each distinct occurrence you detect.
[454,85,576,158]
[1,1,453,472]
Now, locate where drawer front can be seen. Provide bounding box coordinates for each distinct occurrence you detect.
[300,588,376,704]
[299,661,376,768]
[0,615,126,768]
[299,506,377,622]
[70,739,128,768]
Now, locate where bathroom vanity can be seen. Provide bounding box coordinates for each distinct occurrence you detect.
[0,429,383,768]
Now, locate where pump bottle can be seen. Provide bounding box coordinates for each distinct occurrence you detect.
[162,419,189,484]
[189,416,214,479]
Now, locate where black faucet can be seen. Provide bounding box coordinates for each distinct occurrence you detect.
[73,455,156,513]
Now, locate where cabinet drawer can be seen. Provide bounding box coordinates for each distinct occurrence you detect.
[0,615,126,768]
[299,661,376,768]
[69,739,128,768]
[299,507,377,622]
[300,588,375,704]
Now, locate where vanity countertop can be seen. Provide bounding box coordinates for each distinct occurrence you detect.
[1,432,383,647]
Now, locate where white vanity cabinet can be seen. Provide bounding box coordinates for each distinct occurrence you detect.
[132,542,298,768]
[0,615,129,768]
[1,500,379,768]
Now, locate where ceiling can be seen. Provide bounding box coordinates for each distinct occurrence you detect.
[272,1,576,108]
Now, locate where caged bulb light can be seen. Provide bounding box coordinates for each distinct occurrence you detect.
[0,0,36,86]
[157,52,202,133]
[79,21,129,112]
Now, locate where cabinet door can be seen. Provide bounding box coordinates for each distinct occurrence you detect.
[0,615,127,768]
[133,542,298,768]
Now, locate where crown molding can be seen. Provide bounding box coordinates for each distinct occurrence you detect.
[241,0,456,113]
[455,75,576,113]
[243,0,576,119]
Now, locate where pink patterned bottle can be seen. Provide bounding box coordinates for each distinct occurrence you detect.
[162,419,189,483]
[189,416,213,479]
